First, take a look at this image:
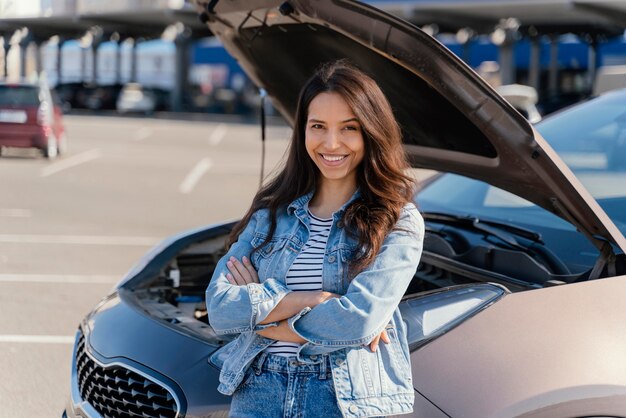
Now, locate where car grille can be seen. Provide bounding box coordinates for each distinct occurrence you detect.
[75,332,179,418]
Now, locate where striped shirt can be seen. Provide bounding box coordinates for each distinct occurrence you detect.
[265,210,333,357]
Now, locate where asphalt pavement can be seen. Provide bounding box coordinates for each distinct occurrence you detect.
[0,114,291,416]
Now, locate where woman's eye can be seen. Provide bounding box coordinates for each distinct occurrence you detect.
[311,124,324,129]
[344,125,359,131]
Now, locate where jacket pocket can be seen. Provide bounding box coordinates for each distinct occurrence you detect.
[379,326,413,392]
[251,235,289,279]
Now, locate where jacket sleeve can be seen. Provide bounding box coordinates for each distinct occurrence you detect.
[206,209,291,335]
[288,205,424,355]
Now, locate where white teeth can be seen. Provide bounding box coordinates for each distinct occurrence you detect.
[321,154,347,162]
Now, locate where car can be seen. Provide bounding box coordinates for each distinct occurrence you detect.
[116,83,169,115]
[82,84,124,111]
[496,84,542,123]
[64,1,626,417]
[0,79,67,159]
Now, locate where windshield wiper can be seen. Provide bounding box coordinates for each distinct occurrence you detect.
[422,211,544,251]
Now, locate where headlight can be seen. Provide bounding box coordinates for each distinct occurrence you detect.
[400,283,508,350]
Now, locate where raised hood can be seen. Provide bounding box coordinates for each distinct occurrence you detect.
[193,0,626,253]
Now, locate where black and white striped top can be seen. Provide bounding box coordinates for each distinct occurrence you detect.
[265,210,333,357]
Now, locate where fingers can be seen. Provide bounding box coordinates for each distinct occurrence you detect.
[241,256,259,283]
[381,329,390,344]
[369,334,381,352]
[226,256,259,285]
[369,330,390,352]
[226,272,238,285]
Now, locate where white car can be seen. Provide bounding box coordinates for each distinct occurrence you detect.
[116,83,159,114]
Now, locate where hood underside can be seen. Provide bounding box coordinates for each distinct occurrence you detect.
[193,0,626,253]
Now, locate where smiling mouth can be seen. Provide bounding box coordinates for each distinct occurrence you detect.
[320,154,348,162]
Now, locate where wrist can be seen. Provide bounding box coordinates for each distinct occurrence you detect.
[315,291,337,305]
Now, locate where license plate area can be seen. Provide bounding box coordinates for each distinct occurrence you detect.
[0,110,28,123]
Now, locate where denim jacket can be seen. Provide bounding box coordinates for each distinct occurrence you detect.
[206,191,424,417]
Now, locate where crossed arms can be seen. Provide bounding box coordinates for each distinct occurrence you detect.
[205,207,423,353]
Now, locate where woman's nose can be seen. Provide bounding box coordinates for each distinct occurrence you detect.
[323,129,341,149]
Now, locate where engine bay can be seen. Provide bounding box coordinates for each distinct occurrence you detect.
[122,224,624,344]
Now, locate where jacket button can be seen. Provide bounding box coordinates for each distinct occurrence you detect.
[349,405,358,414]
[310,355,318,360]
[328,255,336,263]
[334,358,344,366]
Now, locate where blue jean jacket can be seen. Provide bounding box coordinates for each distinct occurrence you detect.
[206,191,424,417]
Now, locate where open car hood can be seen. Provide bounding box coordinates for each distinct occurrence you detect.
[193,0,626,253]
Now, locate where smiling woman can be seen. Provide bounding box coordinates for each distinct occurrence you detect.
[205,60,424,417]
[305,92,365,191]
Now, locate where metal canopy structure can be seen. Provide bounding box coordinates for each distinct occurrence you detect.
[0,1,212,111]
[361,0,625,94]
[0,8,211,41]
[369,0,626,35]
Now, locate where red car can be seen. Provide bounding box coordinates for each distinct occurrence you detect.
[0,81,67,159]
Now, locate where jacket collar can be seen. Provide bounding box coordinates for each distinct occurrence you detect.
[287,189,361,217]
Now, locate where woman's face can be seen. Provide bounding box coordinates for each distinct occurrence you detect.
[305,92,365,188]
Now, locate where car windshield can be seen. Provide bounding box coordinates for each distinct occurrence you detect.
[417,89,626,272]
[536,89,626,223]
[0,85,39,106]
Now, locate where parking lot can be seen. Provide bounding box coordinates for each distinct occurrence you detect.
[0,114,291,415]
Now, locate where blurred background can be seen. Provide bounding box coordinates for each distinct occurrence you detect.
[1,0,625,118]
[1,0,626,415]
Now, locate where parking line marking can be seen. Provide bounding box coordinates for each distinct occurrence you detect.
[0,208,32,218]
[179,157,212,194]
[40,149,102,177]
[0,234,159,246]
[208,123,228,145]
[133,127,152,141]
[0,274,119,284]
[0,335,74,344]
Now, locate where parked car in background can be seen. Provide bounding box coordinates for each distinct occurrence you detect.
[54,82,84,112]
[497,83,542,123]
[64,1,626,417]
[82,84,124,111]
[593,64,626,96]
[0,79,67,159]
[116,83,169,115]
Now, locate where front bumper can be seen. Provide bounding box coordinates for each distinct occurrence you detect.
[65,327,181,418]
[65,291,230,418]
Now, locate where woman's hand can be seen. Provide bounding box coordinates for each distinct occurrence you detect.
[369,329,390,352]
[226,256,259,285]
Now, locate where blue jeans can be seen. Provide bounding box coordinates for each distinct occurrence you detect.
[229,352,342,418]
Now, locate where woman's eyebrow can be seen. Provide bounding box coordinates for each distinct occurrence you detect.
[307,118,359,123]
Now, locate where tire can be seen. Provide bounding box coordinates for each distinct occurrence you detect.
[43,135,58,160]
[57,133,68,155]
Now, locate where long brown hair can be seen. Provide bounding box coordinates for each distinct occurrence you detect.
[229,60,415,275]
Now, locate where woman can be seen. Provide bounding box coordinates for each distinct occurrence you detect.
[206,60,424,417]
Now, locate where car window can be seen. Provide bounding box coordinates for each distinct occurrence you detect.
[0,85,40,106]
